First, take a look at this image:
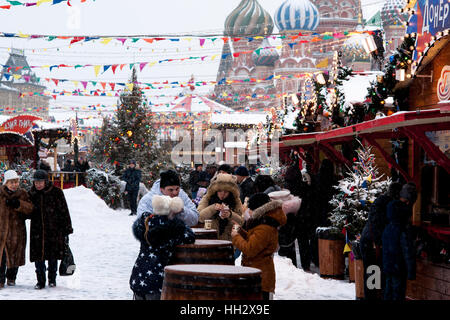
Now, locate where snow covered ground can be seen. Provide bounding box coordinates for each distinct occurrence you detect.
[0,186,355,300]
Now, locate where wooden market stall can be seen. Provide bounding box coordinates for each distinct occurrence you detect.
[281,28,450,299]
[0,115,83,189]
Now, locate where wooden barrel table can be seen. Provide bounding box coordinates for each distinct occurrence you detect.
[171,239,234,265]
[318,239,345,279]
[191,228,217,240]
[161,264,262,300]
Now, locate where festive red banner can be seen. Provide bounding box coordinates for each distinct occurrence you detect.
[0,115,42,135]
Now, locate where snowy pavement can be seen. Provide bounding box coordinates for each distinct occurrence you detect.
[0,186,355,300]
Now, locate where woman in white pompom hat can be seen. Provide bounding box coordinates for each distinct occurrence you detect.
[0,170,33,288]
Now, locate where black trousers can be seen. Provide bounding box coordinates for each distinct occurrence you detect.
[128,190,139,214]
[35,260,58,279]
[0,250,18,283]
[278,233,313,271]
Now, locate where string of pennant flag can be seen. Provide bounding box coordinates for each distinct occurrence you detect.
[0,0,91,9]
[0,39,352,77]
[0,30,375,47]
[3,70,317,92]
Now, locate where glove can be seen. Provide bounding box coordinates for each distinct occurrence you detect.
[6,198,20,209]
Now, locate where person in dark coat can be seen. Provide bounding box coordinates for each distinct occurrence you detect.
[254,174,281,195]
[29,169,73,289]
[130,195,195,300]
[188,164,203,199]
[382,183,417,300]
[75,157,90,186]
[283,154,315,271]
[37,160,51,172]
[360,181,402,300]
[121,159,142,216]
[62,159,76,182]
[309,159,337,266]
[234,166,256,204]
[0,170,33,288]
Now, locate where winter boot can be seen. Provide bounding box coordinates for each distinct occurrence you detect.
[35,272,46,290]
[48,273,56,287]
[6,279,15,286]
[0,282,4,289]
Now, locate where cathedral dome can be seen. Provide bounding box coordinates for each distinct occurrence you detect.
[381,0,408,28]
[252,38,279,67]
[224,0,274,37]
[275,0,320,32]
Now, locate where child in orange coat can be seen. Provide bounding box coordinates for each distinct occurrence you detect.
[231,193,287,300]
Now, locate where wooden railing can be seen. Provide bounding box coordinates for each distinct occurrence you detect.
[48,171,87,189]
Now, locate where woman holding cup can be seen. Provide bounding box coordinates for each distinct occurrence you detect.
[197,174,243,241]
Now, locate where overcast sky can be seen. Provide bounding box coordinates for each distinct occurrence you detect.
[0,0,386,120]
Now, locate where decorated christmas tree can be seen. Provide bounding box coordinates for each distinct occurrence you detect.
[365,34,416,114]
[293,79,327,133]
[328,141,391,239]
[91,68,172,187]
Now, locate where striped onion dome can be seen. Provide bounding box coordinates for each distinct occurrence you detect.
[381,0,408,28]
[275,0,320,32]
[252,38,279,66]
[224,0,274,37]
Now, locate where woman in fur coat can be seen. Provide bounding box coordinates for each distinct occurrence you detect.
[130,195,195,300]
[0,170,33,288]
[197,173,244,241]
[231,193,287,300]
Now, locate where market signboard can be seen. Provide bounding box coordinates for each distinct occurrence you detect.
[437,65,450,102]
[407,0,450,62]
[0,115,42,135]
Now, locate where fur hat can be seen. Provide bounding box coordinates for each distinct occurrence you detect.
[207,173,239,199]
[33,169,49,181]
[3,170,19,185]
[160,169,181,188]
[152,195,184,216]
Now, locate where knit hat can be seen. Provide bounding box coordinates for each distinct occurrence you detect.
[160,169,181,188]
[129,159,136,165]
[248,192,271,211]
[33,169,49,181]
[152,195,184,216]
[3,170,19,185]
[235,166,249,177]
[399,183,417,203]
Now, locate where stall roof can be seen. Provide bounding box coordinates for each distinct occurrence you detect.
[282,106,450,146]
[210,112,269,125]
